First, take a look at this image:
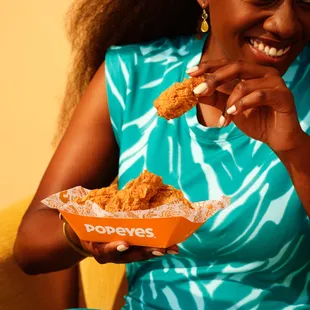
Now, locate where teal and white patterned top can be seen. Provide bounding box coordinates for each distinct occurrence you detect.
[105,35,310,309]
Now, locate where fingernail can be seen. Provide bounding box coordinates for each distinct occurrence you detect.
[193,82,208,95]
[167,250,179,255]
[186,66,199,74]
[227,105,237,115]
[217,116,225,128]
[117,245,129,252]
[152,251,165,256]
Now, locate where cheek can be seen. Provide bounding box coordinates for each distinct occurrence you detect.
[209,3,236,35]
[209,1,250,35]
[209,4,263,58]
[210,15,248,58]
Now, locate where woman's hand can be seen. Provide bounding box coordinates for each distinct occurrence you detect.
[81,240,178,264]
[188,59,305,153]
[66,223,179,264]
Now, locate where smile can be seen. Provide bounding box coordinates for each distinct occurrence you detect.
[249,38,290,58]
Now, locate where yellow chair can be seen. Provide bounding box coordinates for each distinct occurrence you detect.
[79,259,127,309]
[0,198,127,310]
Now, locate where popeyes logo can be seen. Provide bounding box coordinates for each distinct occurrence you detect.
[84,224,155,238]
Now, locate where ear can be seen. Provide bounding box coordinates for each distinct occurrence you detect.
[196,0,209,8]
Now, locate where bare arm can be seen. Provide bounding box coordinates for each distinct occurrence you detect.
[14,63,119,274]
[276,132,310,217]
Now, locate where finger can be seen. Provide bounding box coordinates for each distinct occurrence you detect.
[59,212,63,221]
[193,61,279,96]
[142,247,167,257]
[166,244,179,255]
[110,247,167,264]
[131,245,179,258]
[226,80,292,119]
[219,87,274,128]
[226,76,285,112]
[186,58,230,76]
[224,88,275,121]
[59,213,70,224]
[221,77,274,126]
[80,240,94,254]
[94,241,130,263]
[219,116,232,128]
[220,86,293,128]
[199,90,229,112]
[94,243,168,264]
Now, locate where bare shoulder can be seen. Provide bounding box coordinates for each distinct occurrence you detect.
[28,62,119,211]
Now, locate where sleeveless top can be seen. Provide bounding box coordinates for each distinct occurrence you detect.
[105,35,310,309]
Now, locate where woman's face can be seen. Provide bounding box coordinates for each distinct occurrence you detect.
[203,0,310,74]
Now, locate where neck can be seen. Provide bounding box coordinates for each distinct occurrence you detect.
[201,33,227,62]
[197,33,229,128]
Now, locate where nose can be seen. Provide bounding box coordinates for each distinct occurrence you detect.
[263,2,302,40]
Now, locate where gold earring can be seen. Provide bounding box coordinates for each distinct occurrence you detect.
[201,8,209,33]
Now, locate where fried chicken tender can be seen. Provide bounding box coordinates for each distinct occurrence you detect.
[124,170,164,201]
[74,184,118,206]
[148,185,192,209]
[75,170,192,212]
[105,170,164,212]
[154,76,205,120]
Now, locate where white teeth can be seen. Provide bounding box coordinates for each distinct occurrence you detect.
[269,47,277,56]
[258,43,264,51]
[277,49,283,56]
[249,39,290,58]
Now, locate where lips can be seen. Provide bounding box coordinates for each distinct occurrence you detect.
[249,38,290,58]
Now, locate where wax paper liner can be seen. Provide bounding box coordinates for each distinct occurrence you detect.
[42,186,230,248]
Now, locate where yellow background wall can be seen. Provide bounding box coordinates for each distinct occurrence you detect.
[0,0,71,207]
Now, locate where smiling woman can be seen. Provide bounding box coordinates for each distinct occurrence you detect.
[14,0,310,309]
[202,0,310,75]
[249,38,291,57]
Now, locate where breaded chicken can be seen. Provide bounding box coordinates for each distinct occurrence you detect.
[154,76,205,120]
[75,170,192,212]
[105,170,164,212]
[74,184,118,206]
[148,185,192,209]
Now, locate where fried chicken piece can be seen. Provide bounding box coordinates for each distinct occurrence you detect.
[124,170,164,201]
[74,184,118,205]
[154,76,205,120]
[75,170,192,212]
[149,185,192,209]
[105,171,164,212]
[105,191,149,212]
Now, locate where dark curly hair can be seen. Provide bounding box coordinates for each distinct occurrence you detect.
[54,0,201,145]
